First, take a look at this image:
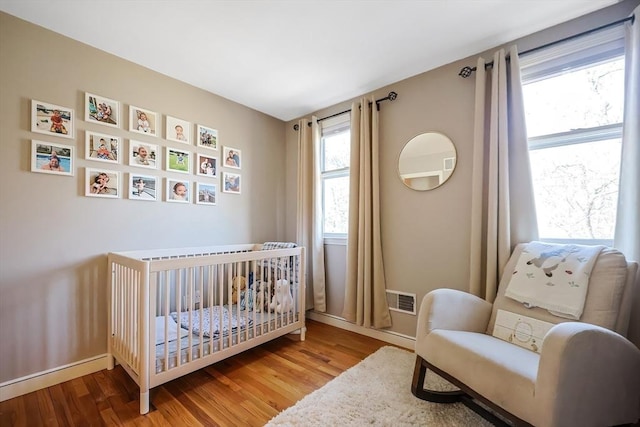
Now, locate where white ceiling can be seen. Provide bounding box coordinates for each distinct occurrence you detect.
[0,0,620,121]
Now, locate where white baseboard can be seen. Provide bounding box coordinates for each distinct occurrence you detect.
[0,354,108,402]
[306,311,416,350]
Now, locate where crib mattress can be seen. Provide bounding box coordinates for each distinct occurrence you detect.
[155,309,298,373]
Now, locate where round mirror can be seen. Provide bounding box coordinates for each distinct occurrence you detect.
[398,132,457,191]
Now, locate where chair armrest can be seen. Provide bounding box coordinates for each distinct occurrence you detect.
[535,322,640,426]
[416,289,493,340]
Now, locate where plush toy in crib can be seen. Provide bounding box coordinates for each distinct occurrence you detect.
[254,280,273,312]
[231,276,247,304]
[269,279,294,313]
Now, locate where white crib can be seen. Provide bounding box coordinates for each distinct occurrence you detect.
[107,243,306,414]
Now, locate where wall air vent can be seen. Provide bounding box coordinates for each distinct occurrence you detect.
[386,290,416,315]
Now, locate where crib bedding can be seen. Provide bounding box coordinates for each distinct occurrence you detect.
[155,308,296,373]
[170,305,252,338]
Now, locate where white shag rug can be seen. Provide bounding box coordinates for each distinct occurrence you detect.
[265,346,492,426]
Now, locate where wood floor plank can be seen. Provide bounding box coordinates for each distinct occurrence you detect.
[2,320,396,426]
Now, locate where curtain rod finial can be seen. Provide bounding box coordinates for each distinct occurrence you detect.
[458,66,476,78]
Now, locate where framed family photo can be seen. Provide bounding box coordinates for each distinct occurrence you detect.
[129,105,158,136]
[85,92,119,128]
[196,153,218,177]
[31,99,74,139]
[85,131,119,163]
[166,147,190,174]
[197,124,218,150]
[166,116,191,144]
[196,182,217,205]
[128,173,158,201]
[222,172,241,194]
[31,140,74,176]
[85,168,120,198]
[166,179,190,203]
[223,146,241,169]
[129,141,158,169]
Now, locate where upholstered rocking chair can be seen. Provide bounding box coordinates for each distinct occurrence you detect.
[412,243,640,427]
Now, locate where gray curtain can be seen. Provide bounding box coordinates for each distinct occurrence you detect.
[342,97,392,328]
[615,6,640,347]
[468,46,539,302]
[296,117,326,312]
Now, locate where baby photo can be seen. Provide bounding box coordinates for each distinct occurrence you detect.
[166,179,190,203]
[129,141,158,169]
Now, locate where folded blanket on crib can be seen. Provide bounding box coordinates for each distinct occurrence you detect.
[171,306,251,338]
[504,241,604,320]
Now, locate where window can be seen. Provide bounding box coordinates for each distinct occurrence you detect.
[320,115,350,239]
[520,25,625,245]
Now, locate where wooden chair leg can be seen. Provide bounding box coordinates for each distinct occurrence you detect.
[411,356,464,403]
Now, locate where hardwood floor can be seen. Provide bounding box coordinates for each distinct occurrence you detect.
[0,320,397,426]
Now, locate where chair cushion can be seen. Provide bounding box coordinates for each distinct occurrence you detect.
[423,330,539,424]
[487,244,628,335]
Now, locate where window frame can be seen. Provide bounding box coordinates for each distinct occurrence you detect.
[319,115,351,241]
[520,25,625,246]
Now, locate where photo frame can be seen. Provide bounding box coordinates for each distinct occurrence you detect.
[85,131,120,163]
[85,168,120,198]
[166,116,191,144]
[31,140,74,176]
[31,99,74,139]
[166,179,190,203]
[85,92,119,128]
[166,147,190,174]
[129,105,158,136]
[197,124,218,150]
[128,173,158,201]
[129,140,158,169]
[196,153,218,178]
[222,172,241,194]
[196,182,217,205]
[223,146,241,169]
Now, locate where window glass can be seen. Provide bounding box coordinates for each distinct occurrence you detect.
[528,138,621,240]
[322,131,350,171]
[323,175,350,234]
[523,58,624,138]
[319,115,350,238]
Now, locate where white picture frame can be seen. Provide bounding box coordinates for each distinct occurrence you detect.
[31,140,74,176]
[85,92,120,128]
[166,147,190,174]
[223,146,241,169]
[196,182,217,205]
[196,124,218,150]
[166,179,190,203]
[128,173,158,201]
[31,99,74,139]
[222,172,241,194]
[166,115,191,144]
[85,131,120,164]
[129,105,158,136]
[85,168,120,198]
[129,141,159,169]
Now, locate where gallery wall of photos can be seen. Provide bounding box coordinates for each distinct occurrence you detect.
[29,93,244,205]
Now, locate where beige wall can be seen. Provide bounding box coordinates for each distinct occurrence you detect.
[286,0,640,338]
[0,12,287,383]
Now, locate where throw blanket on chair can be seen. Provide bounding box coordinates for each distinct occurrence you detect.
[505,241,604,320]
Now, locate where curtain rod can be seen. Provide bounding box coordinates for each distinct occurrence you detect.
[458,14,635,78]
[293,91,398,130]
